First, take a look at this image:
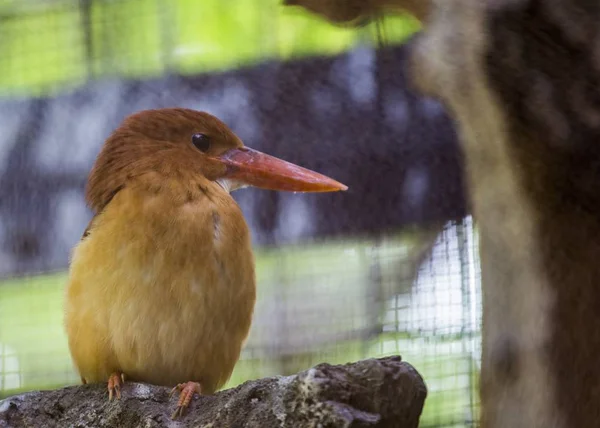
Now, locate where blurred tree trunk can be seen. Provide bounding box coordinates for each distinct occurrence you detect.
[285,0,600,427]
[413,1,600,427]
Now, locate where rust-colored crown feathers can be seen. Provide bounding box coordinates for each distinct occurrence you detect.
[85,108,243,214]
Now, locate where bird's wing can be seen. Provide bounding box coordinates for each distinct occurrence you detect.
[81,185,125,240]
[81,215,96,240]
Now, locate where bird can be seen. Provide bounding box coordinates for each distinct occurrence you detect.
[63,108,347,419]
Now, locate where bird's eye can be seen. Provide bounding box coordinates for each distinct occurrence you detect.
[191,133,211,152]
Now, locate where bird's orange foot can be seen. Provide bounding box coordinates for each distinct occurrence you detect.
[170,381,202,419]
[107,372,125,401]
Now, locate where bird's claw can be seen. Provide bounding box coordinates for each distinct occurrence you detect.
[170,381,202,420]
[107,372,125,401]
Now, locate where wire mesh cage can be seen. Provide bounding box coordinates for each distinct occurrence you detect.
[0,1,480,427]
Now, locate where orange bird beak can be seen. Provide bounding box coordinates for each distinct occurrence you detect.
[211,147,348,193]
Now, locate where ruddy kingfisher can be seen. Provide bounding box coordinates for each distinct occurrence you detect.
[64,108,347,418]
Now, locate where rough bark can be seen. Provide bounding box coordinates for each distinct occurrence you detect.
[411,1,600,427]
[0,356,426,428]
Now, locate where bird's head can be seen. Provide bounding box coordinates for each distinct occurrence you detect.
[86,108,347,212]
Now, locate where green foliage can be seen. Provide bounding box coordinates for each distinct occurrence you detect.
[0,0,421,96]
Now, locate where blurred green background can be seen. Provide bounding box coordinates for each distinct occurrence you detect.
[0,1,480,427]
[0,0,420,96]
[0,233,481,427]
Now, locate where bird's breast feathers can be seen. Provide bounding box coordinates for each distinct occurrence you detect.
[64,186,256,389]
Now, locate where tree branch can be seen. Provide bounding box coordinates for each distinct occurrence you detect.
[0,356,426,428]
